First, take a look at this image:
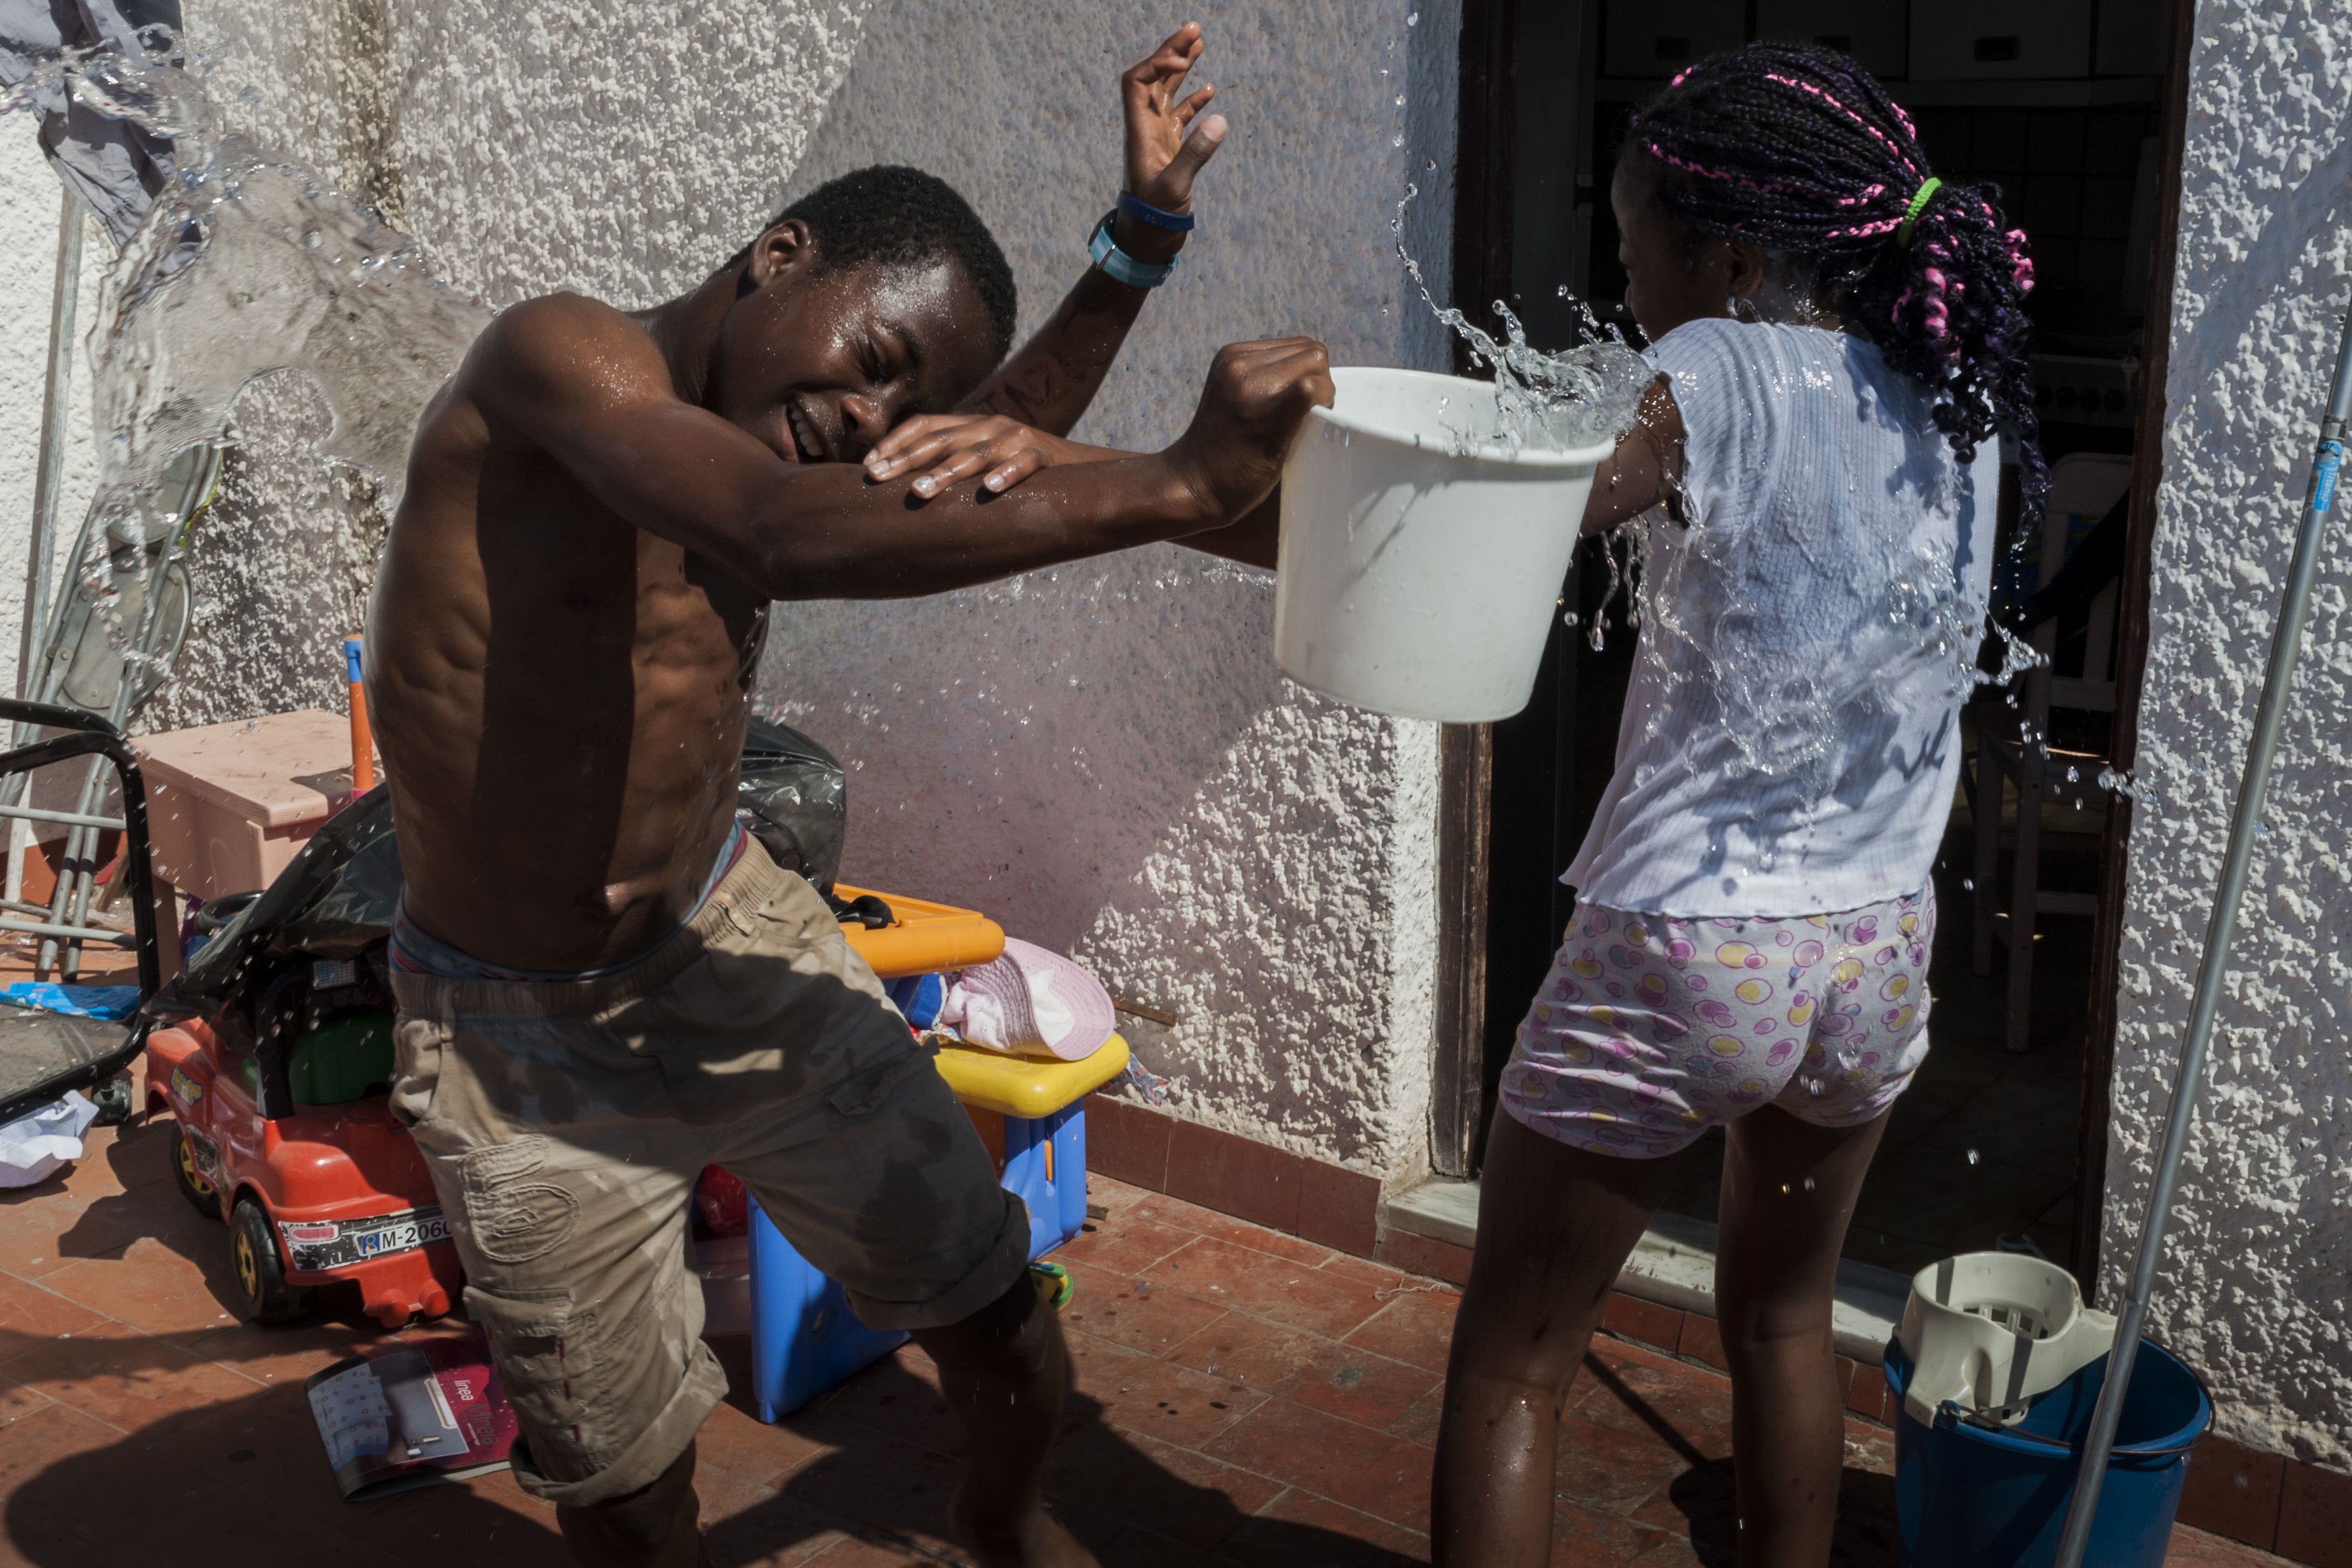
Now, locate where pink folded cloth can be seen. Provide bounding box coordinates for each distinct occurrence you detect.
[938,938,1117,1062]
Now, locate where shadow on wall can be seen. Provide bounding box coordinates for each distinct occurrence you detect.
[755,0,1452,1170]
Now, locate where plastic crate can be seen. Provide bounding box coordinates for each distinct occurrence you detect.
[743,1032,1131,1421]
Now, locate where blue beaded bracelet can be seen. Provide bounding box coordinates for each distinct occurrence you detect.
[1118,191,1196,232]
[1088,211,1181,288]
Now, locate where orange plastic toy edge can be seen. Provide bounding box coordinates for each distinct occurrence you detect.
[835,883,1005,979]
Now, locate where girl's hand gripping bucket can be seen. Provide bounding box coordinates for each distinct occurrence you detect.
[1273,366,1619,723]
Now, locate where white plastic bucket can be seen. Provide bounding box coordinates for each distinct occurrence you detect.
[1274,366,1618,723]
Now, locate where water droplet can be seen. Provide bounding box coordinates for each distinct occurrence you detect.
[1966,1149,1981,1166]
[1803,1177,1816,1192]
[301,229,321,250]
[1407,9,1420,22]
[1961,878,1974,891]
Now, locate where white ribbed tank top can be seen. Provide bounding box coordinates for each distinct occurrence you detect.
[1564,317,2000,919]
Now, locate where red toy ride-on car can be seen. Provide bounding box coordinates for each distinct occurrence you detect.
[144,790,458,1328]
[147,1012,456,1328]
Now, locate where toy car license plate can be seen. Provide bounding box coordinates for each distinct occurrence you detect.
[281,1206,448,1273]
[355,1213,447,1256]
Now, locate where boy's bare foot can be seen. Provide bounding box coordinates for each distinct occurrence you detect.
[948,1485,1101,1568]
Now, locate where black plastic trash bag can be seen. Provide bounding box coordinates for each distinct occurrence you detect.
[147,786,398,1048]
[738,716,846,893]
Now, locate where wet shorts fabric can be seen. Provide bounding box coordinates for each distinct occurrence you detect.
[1500,887,1935,1159]
[388,844,1030,1508]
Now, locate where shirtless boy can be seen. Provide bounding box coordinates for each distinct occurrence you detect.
[366,25,1327,1568]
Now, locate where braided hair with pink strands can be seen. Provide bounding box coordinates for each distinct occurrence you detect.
[1630,42,2045,506]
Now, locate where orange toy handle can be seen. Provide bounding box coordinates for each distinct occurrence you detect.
[344,636,375,794]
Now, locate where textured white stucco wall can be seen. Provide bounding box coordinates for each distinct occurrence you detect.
[751,1,1458,1176]
[0,121,105,703]
[2107,0,2352,1466]
[0,1,1459,1179]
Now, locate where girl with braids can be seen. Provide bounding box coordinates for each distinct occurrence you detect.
[1431,42,2036,1567]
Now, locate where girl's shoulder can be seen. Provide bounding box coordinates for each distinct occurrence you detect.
[1649,318,1860,397]
[1652,320,1923,426]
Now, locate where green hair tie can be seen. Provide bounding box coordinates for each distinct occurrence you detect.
[1895,177,1943,248]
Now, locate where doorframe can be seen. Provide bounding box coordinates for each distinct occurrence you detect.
[1431,0,1520,1179]
[2074,0,2198,1299]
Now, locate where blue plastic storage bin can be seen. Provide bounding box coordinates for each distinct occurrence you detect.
[1884,1336,2210,1568]
[743,1097,1090,1421]
[1004,1101,1087,1259]
[748,1203,910,1423]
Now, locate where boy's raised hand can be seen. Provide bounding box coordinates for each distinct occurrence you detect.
[1117,21,1227,264]
[863,22,1236,498]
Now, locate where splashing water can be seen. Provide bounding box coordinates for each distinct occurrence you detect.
[3,31,491,712]
[1387,173,2138,870]
[1390,184,1651,457]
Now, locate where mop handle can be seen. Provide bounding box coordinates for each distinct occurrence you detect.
[344,636,375,795]
[2051,302,2352,1568]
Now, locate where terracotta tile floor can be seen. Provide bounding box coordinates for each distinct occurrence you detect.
[0,1086,2302,1566]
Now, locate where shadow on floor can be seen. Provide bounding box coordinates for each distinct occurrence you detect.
[1662,1459,1903,1567]
[703,1339,1428,1567]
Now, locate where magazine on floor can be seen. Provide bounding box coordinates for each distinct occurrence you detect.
[304,1332,518,1501]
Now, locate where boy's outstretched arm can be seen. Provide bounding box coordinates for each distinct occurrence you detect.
[470,295,1331,601]
[947,22,1223,438]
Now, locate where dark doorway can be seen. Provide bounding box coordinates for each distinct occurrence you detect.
[1440,0,2187,1291]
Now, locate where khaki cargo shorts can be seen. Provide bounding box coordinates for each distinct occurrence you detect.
[388,845,1030,1507]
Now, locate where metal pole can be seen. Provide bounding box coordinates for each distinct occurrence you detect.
[24,188,81,701]
[2051,301,2352,1568]
[11,192,84,917]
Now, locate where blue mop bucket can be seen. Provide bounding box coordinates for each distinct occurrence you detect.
[1884,1337,2209,1568]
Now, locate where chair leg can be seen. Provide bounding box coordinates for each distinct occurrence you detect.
[1972,750,2001,977]
[2006,745,2044,1055]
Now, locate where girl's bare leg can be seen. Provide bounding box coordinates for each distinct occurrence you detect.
[1714,1104,1892,1567]
[1430,1105,1689,1567]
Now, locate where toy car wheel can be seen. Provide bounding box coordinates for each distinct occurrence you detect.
[229,1199,312,1324]
[168,1122,221,1219]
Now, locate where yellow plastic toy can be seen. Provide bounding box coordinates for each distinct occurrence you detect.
[933,1032,1131,1119]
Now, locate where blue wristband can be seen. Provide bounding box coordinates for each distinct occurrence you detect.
[1088,212,1181,288]
[1117,191,1196,232]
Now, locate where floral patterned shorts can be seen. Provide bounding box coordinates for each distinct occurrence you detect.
[1501,888,1936,1159]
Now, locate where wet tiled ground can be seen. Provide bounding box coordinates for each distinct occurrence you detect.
[0,1078,2293,1568]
